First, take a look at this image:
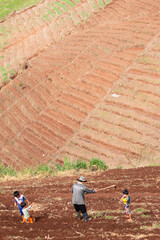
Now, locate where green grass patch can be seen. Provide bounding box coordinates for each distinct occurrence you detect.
[0,163,17,177]
[0,0,42,21]
[0,65,15,82]
[89,0,99,12]
[0,157,107,179]
[54,2,69,12]
[141,214,150,218]
[98,0,105,8]
[53,157,108,171]
[53,157,88,171]
[72,0,81,3]
[105,215,112,219]
[140,225,149,230]
[79,11,88,21]
[51,6,62,15]
[89,158,107,170]
[34,163,54,174]
[53,156,74,171]
[105,0,112,4]
[73,160,88,170]
[60,0,75,8]
[152,223,160,229]
[135,208,148,212]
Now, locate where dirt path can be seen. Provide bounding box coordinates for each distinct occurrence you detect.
[0,0,160,168]
[0,167,160,239]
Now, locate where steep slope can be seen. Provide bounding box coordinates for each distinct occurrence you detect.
[0,0,160,168]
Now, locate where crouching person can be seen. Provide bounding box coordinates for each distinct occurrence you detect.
[72,176,96,222]
[21,202,35,223]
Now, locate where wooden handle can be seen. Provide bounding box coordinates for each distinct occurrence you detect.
[96,185,116,192]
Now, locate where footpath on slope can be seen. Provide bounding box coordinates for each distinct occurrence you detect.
[0,0,113,87]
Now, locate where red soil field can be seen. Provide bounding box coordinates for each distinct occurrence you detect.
[0,167,160,239]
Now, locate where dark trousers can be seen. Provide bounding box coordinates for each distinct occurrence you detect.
[74,204,87,214]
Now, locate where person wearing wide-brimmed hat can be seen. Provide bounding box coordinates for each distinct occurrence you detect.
[72,176,96,222]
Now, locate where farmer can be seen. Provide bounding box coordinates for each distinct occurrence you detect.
[72,176,96,222]
[13,191,29,222]
[120,189,132,221]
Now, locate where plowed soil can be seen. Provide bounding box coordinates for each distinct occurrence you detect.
[0,167,160,240]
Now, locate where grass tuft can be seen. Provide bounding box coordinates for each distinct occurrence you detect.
[89,158,107,170]
[105,215,112,219]
[0,163,17,177]
[73,160,88,170]
[152,223,160,229]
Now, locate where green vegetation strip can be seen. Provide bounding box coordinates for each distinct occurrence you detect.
[1,66,15,82]
[0,158,107,179]
[0,0,42,21]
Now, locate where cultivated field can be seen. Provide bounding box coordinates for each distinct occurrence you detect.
[0,167,160,239]
[0,0,160,169]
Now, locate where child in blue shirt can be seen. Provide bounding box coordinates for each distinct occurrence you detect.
[13,191,29,222]
[120,189,132,221]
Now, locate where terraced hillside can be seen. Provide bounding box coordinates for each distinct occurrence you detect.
[0,0,113,85]
[0,167,160,239]
[0,0,160,169]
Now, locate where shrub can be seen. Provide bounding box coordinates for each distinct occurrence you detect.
[89,158,107,170]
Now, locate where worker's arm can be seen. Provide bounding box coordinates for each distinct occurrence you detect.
[25,198,30,206]
[120,195,124,202]
[84,187,96,194]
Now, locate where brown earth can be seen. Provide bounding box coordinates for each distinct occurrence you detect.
[0,167,160,240]
[0,0,160,169]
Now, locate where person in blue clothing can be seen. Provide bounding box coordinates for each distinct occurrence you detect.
[120,189,132,221]
[72,176,96,222]
[13,191,29,222]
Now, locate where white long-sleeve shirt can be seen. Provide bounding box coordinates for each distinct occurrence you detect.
[22,205,31,219]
